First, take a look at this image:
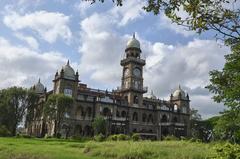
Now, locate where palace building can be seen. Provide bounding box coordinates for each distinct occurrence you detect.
[26,34,191,139]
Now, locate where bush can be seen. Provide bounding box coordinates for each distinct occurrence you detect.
[107,134,118,141]
[44,134,52,139]
[0,125,11,137]
[210,143,240,158]
[163,135,179,141]
[117,134,129,141]
[94,133,105,142]
[132,133,140,141]
[56,133,61,139]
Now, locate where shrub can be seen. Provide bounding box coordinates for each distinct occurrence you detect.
[56,133,61,139]
[163,135,179,141]
[94,133,105,142]
[117,134,129,141]
[210,143,240,158]
[180,136,187,141]
[107,134,118,141]
[0,125,11,137]
[44,134,52,139]
[132,133,140,141]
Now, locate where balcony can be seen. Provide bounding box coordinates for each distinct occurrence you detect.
[121,57,145,66]
[116,86,148,93]
[159,122,185,126]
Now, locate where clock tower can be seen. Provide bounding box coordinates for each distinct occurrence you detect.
[120,34,147,107]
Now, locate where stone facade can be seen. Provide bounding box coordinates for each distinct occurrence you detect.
[27,35,191,139]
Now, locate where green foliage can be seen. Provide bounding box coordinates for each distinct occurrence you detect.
[0,125,11,137]
[92,116,106,135]
[94,133,105,142]
[163,135,179,141]
[117,134,129,141]
[44,94,73,136]
[132,133,141,141]
[0,87,38,136]
[211,143,240,159]
[206,42,240,143]
[107,134,118,141]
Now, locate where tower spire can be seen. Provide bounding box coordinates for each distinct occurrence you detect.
[67,59,70,65]
[38,78,40,83]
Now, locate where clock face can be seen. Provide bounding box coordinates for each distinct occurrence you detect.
[124,68,130,77]
[133,68,141,77]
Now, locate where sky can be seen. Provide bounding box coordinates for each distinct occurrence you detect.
[0,0,231,119]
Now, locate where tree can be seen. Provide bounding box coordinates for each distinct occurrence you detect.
[86,0,240,44]
[44,94,73,137]
[206,42,240,142]
[92,116,107,135]
[0,87,38,136]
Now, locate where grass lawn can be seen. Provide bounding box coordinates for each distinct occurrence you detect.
[0,137,214,159]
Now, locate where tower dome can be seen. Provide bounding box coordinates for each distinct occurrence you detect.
[34,78,45,94]
[62,60,75,80]
[173,85,186,99]
[126,33,140,50]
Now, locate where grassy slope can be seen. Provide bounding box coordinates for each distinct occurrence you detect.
[0,138,213,159]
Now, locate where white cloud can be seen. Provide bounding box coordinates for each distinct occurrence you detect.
[79,11,229,118]
[74,1,93,16]
[15,33,39,50]
[0,36,67,89]
[3,10,72,43]
[158,14,195,37]
[109,0,146,26]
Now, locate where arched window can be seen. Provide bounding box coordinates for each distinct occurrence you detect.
[148,114,153,123]
[116,110,120,117]
[76,106,82,119]
[173,116,178,122]
[84,125,92,136]
[142,113,147,122]
[182,107,187,113]
[161,114,168,122]
[87,107,92,117]
[174,104,178,112]
[134,96,138,104]
[121,111,126,118]
[132,112,138,121]
[103,107,110,116]
[74,125,82,135]
[133,129,137,133]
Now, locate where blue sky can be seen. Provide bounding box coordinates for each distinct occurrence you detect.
[0,0,230,118]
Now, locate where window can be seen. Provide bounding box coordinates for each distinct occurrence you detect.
[142,113,147,122]
[132,112,138,121]
[148,114,153,123]
[64,88,72,97]
[134,96,138,104]
[174,104,178,112]
[182,107,187,113]
[161,114,168,122]
[116,110,120,117]
[121,111,126,118]
[87,107,92,117]
[103,107,110,116]
[173,117,178,122]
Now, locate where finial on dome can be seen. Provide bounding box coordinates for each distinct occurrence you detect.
[67,59,70,65]
[38,78,41,83]
[178,84,181,90]
[133,32,135,39]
